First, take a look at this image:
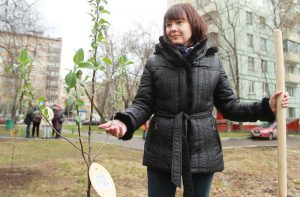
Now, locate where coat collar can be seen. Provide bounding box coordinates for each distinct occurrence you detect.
[154,36,217,67]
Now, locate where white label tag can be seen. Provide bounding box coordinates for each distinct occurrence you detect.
[94,173,113,190]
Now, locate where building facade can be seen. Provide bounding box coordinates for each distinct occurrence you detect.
[168,0,300,120]
[0,31,62,114]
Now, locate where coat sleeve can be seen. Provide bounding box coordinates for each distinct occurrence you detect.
[213,57,275,123]
[115,57,155,140]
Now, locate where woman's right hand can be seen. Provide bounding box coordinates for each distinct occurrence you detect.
[98,120,127,138]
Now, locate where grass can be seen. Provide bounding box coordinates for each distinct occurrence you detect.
[0,137,299,196]
[2,124,299,140]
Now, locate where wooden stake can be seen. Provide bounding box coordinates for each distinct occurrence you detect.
[274,29,287,197]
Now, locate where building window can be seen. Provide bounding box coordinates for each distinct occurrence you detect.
[246,11,253,25]
[288,108,295,118]
[260,37,267,51]
[248,57,255,71]
[249,81,255,93]
[261,60,268,72]
[286,66,295,74]
[247,34,253,48]
[283,40,300,54]
[259,16,266,29]
[286,85,294,97]
[262,82,268,94]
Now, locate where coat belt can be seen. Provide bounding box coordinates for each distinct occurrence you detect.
[156,111,212,197]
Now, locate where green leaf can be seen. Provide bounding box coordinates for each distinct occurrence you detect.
[99,6,104,11]
[118,55,127,65]
[84,75,89,82]
[78,61,94,69]
[4,65,13,72]
[75,116,81,124]
[102,9,110,14]
[97,33,105,42]
[76,70,83,79]
[99,18,110,26]
[65,71,77,88]
[18,48,29,64]
[73,48,84,64]
[103,57,112,65]
[43,108,48,118]
[127,61,134,65]
[40,105,46,111]
[91,41,98,49]
[66,87,71,93]
[76,98,85,107]
[37,97,46,103]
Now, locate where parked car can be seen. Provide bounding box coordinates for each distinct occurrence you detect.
[0,117,6,124]
[250,122,277,140]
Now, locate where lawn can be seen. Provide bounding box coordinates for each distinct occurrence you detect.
[0,138,299,196]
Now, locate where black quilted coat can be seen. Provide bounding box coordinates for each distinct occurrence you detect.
[115,37,275,194]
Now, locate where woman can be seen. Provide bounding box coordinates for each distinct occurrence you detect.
[52,104,64,138]
[40,101,54,139]
[99,3,289,197]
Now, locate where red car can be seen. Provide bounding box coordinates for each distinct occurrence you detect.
[250,122,277,140]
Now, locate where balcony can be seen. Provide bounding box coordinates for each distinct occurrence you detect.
[284,52,300,63]
[285,73,300,83]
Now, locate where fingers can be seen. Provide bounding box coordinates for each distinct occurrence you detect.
[105,125,123,137]
[281,92,289,108]
[98,121,112,129]
[272,91,282,99]
[98,120,127,138]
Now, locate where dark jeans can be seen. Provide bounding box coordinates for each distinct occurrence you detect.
[147,168,214,197]
[26,123,31,138]
[32,122,40,137]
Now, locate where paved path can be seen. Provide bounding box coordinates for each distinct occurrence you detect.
[1,130,299,151]
[84,133,300,150]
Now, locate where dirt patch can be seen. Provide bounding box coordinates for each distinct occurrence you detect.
[0,168,41,189]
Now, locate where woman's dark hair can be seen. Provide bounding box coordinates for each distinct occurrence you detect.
[163,3,208,43]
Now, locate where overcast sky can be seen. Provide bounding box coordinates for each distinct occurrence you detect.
[36,0,167,75]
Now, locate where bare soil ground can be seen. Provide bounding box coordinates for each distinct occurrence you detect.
[0,139,299,197]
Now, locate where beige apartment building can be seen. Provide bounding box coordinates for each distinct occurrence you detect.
[0,31,62,114]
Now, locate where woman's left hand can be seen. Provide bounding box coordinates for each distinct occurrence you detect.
[269,91,290,113]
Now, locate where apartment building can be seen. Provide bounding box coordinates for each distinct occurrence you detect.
[0,31,62,113]
[168,0,300,120]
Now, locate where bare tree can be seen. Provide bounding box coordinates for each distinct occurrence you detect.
[199,0,241,99]
[93,24,156,120]
[117,23,156,108]
[254,0,300,96]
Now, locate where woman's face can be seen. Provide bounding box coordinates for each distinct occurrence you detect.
[165,17,192,47]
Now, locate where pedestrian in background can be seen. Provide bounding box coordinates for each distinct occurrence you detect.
[24,108,33,138]
[99,3,289,197]
[52,104,64,138]
[40,101,54,139]
[31,106,42,138]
